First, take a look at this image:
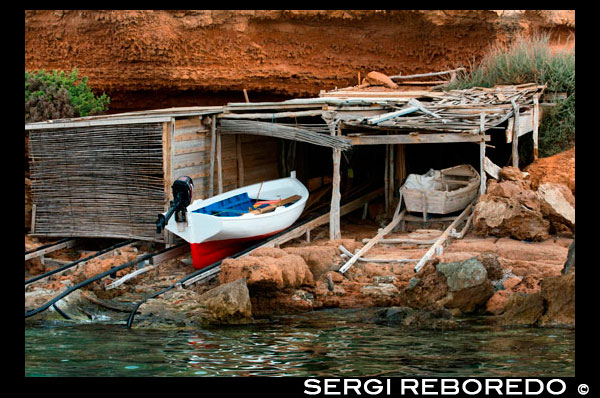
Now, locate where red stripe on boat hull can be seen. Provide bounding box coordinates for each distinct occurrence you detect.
[190,230,284,270]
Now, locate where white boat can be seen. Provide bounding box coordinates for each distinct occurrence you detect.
[164,172,309,269]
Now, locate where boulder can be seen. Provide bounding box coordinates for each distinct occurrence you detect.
[477,252,504,281]
[498,166,530,187]
[400,263,448,309]
[499,292,545,325]
[220,253,314,291]
[365,71,398,89]
[137,279,253,327]
[436,257,488,291]
[374,305,458,330]
[486,179,541,211]
[473,195,551,241]
[536,183,575,234]
[435,257,494,313]
[198,278,253,325]
[539,271,575,326]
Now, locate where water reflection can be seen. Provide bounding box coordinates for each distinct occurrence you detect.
[25,308,574,377]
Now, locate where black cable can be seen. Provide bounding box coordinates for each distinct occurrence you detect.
[52,303,71,320]
[25,243,185,319]
[25,238,72,255]
[25,240,136,286]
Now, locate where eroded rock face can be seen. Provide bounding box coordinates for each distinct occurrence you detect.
[539,271,575,326]
[498,270,575,327]
[525,147,575,196]
[473,195,551,241]
[500,292,545,325]
[25,10,574,112]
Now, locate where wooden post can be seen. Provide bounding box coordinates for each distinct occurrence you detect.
[330,123,342,240]
[511,100,520,169]
[389,143,394,218]
[479,113,487,194]
[236,135,244,188]
[533,94,540,160]
[384,144,389,215]
[31,204,36,234]
[217,131,223,195]
[209,115,216,197]
[243,89,250,103]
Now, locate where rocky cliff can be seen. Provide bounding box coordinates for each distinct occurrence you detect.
[25,10,575,112]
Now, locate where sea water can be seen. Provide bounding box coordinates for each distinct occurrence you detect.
[25,308,574,377]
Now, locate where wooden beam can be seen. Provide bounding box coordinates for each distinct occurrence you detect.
[511,100,520,168]
[390,67,466,80]
[25,116,173,130]
[219,110,324,119]
[384,144,389,215]
[25,239,78,261]
[150,243,190,265]
[217,132,223,194]
[338,207,406,273]
[413,201,475,273]
[479,113,486,195]
[330,123,342,240]
[533,94,540,160]
[349,133,490,145]
[236,135,244,188]
[208,115,216,197]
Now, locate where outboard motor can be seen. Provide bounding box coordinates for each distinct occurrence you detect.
[156,176,194,233]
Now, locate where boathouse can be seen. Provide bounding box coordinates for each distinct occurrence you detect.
[25,81,545,245]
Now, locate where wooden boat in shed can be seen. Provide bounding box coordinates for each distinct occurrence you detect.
[162,173,309,269]
[400,164,480,215]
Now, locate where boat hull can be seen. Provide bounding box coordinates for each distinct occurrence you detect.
[190,230,283,270]
[164,175,308,269]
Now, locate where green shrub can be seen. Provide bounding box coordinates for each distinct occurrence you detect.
[446,34,574,158]
[25,69,110,122]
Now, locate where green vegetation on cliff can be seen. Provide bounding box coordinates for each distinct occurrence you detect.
[25,69,110,122]
[447,34,574,158]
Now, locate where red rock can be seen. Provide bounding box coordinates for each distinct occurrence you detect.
[473,195,551,241]
[365,71,398,89]
[283,246,338,279]
[540,271,575,326]
[503,276,522,290]
[525,147,575,196]
[500,292,545,325]
[486,290,512,315]
[220,254,314,291]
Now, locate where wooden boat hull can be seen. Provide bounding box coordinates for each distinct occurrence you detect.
[165,175,308,269]
[400,164,480,214]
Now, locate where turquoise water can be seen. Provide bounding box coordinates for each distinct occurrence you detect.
[25,308,574,377]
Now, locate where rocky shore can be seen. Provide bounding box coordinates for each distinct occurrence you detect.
[25,150,575,331]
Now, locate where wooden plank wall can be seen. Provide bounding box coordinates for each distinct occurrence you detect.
[171,117,280,199]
